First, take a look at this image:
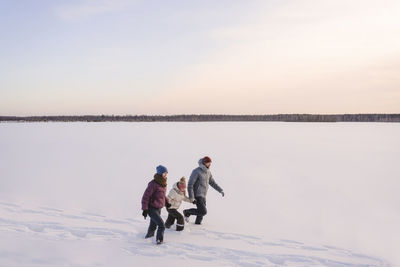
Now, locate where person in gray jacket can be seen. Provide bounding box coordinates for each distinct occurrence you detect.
[183,156,224,224]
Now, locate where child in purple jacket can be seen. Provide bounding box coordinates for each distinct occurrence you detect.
[141,165,170,244]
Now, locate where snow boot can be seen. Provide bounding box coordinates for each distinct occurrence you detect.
[183,209,190,222]
[145,232,154,239]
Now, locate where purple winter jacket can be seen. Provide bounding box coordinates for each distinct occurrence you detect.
[141,180,167,210]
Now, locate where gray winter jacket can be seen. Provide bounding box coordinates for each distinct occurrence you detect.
[188,159,223,200]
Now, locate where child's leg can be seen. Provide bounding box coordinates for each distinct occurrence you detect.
[166,209,185,231]
[165,209,176,228]
[175,211,185,231]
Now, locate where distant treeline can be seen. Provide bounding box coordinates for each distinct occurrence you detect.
[1,114,400,122]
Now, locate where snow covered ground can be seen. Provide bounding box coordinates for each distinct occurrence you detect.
[1,122,399,266]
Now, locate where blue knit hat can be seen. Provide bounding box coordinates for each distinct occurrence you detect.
[156,165,168,175]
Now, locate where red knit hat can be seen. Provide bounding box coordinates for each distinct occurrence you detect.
[202,156,212,164]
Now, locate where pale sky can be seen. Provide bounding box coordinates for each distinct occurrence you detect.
[1,0,399,115]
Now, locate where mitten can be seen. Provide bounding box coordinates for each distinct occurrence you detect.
[142,210,148,219]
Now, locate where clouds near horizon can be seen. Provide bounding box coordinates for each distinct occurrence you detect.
[1,0,399,115]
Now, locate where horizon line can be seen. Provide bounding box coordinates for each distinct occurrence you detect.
[2,113,400,117]
[1,113,400,123]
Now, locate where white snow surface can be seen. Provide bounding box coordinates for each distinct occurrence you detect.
[0,122,399,266]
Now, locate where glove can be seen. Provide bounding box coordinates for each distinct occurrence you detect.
[221,191,225,197]
[192,199,197,205]
[165,202,171,208]
[142,210,148,219]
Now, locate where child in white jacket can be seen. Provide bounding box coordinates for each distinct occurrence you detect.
[165,177,194,231]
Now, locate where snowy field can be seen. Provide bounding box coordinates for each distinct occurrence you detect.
[0,122,399,266]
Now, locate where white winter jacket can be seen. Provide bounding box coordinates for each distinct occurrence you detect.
[166,182,191,210]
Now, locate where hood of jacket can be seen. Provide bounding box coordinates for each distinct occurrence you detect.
[173,182,183,194]
[198,158,210,172]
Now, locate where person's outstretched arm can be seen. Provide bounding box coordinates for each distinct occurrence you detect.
[209,174,224,196]
[183,195,192,203]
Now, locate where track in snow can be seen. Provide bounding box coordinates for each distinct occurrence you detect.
[0,201,388,266]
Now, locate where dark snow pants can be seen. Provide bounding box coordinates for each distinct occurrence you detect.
[146,207,165,242]
[186,196,207,224]
[165,208,185,231]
